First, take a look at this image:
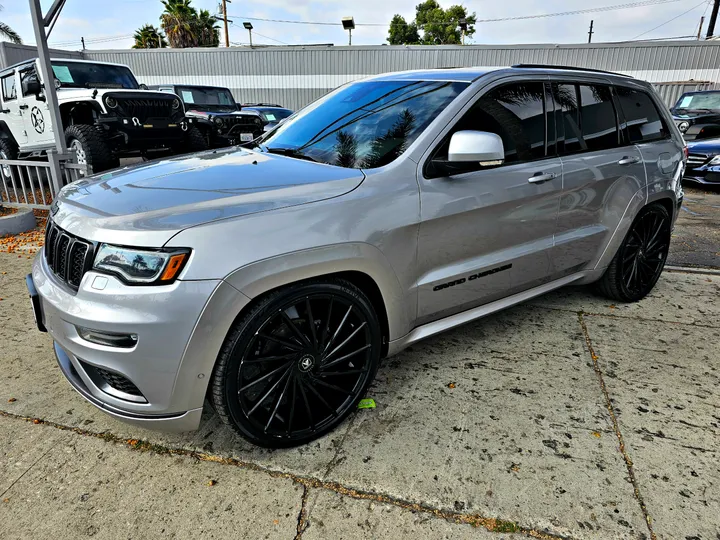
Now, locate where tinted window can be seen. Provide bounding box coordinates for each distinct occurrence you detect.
[51,61,138,89]
[259,80,468,169]
[176,86,236,107]
[579,85,619,151]
[20,68,37,97]
[553,83,619,154]
[674,91,720,111]
[432,81,547,167]
[1,74,16,101]
[616,86,667,143]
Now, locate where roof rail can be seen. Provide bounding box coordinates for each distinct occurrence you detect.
[511,64,632,78]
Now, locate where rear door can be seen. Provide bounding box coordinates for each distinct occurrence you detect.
[416,79,564,325]
[551,81,646,273]
[0,70,27,146]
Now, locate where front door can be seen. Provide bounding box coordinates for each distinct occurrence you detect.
[551,82,646,273]
[416,80,563,326]
[0,70,28,147]
[19,64,55,148]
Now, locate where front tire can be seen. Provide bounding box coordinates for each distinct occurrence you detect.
[177,126,209,154]
[65,125,118,174]
[0,137,19,182]
[211,279,381,448]
[597,203,671,302]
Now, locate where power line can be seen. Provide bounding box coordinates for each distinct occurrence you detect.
[632,0,709,39]
[227,0,683,28]
[251,31,289,46]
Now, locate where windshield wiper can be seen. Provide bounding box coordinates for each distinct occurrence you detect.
[676,107,715,114]
[264,147,318,163]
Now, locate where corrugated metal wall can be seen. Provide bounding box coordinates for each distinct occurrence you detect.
[0,42,83,70]
[4,41,720,109]
[84,42,720,110]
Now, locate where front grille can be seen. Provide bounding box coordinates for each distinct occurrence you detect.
[222,115,264,136]
[94,366,143,397]
[44,220,95,290]
[687,153,709,169]
[116,97,176,122]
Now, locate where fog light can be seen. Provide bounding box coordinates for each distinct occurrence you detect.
[76,326,138,348]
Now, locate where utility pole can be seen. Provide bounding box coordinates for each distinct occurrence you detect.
[81,36,85,50]
[221,0,230,47]
[707,0,720,39]
[588,20,594,43]
[698,16,705,40]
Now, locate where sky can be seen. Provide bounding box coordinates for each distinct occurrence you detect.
[1,0,716,50]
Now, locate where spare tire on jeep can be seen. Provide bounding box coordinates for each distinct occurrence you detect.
[65,125,119,175]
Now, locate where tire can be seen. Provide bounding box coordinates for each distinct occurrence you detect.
[65,124,118,174]
[178,126,209,153]
[597,203,671,302]
[211,278,382,448]
[0,137,18,182]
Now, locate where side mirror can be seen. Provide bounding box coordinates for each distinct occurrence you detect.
[448,130,504,163]
[22,78,41,96]
[139,83,148,90]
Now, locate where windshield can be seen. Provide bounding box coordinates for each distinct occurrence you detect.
[674,91,720,112]
[256,108,293,123]
[51,61,138,89]
[176,86,236,108]
[257,80,468,168]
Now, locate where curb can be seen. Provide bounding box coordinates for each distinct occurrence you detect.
[0,207,37,236]
[665,265,720,276]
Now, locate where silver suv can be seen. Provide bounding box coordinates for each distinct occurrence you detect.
[28,65,685,447]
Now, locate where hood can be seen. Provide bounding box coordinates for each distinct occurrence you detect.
[186,108,258,118]
[672,110,720,121]
[687,137,720,154]
[185,105,242,115]
[53,147,365,246]
[56,87,172,103]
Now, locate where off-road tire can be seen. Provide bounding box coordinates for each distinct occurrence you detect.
[178,126,209,153]
[65,124,118,174]
[597,203,671,302]
[0,137,19,182]
[210,278,382,448]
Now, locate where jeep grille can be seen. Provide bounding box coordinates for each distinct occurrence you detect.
[115,97,176,122]
[45,220,95,290]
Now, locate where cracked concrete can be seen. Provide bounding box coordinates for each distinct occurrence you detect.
[1,244,719,539]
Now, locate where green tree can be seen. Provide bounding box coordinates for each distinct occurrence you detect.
[387,14,420,45]
[362,109,416,169]
[160,0,198,48]
[132,24,167,49]
[196,9,220,47]
[0,4,22,44]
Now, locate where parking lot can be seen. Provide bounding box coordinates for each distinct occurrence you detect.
[0,186,718,540]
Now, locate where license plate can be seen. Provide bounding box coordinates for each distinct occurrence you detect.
[240,133,254,142]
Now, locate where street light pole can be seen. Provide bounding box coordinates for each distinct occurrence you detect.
[341,17,355,46]
[243,22,253,48]
[28,0,67,155]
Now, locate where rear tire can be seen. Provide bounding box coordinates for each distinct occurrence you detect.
[0,137,19,182]
[211,278,381,448]
[65,124,118,174]
[597,203,671,302]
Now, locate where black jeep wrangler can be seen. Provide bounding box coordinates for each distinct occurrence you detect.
[671,90,720,141]
[151,85,265,148]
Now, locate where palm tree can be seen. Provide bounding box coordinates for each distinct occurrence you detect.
[132,24,167,49]
[362,109,416,169]
[0,4,22,44]
[160,0,198,48]
[196,9,219,47]
[334,131,358,168]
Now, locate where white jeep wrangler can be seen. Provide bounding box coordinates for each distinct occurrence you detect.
[0,58,207,174]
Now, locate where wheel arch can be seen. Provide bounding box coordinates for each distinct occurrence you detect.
[60,100,102,128]
[0,121,18,145]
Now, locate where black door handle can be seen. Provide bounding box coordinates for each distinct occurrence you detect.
[0,109,9,114]
[19,104,29,110]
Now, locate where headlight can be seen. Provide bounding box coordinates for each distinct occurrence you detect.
[677,121,689,133]
[214,116,224,126]
[105,96,118,109]
[93,244,190,285]
[709,155,720,165]
[172,98,181,110]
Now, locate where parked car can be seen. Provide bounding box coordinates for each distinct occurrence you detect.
[684,137,720,185]
[671,90,720,141]
[151,84,265,147]
[0,58,207,174]
[28,65,684,448]
[241,103,294,132]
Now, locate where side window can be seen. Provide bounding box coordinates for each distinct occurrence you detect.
[554,83,620,154]
[615,86,668,143]
[429,81,547,173]
[578,85,619,151]
[1,73,16,101]
[20,68,38,97]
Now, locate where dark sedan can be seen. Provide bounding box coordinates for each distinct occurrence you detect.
[685,137,720,185]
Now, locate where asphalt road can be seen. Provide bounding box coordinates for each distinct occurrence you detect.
[668,184,720,269]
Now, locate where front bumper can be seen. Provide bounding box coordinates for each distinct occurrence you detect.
[29,251,250,432]
[683,168,720,185]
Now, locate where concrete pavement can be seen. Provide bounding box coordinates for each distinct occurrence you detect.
[1,249,718,539]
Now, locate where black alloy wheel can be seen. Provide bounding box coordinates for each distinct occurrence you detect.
[211,279,381,447]
[598,203,671,302]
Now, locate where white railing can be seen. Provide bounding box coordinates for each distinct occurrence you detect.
[0,157,87,210]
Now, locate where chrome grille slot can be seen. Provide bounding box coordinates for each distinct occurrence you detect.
[44,221,95,291]
[686,153,708,169]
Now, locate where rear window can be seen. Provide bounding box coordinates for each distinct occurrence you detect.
[553,83,620,154]
[615,86,668,143]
